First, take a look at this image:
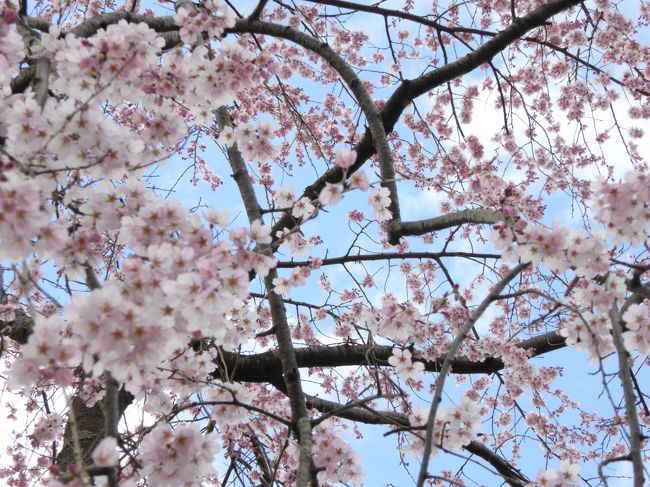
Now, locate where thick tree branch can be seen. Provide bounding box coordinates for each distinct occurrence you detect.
[395,209,504,239]
[247,0,269,21]
[212,330,566,382]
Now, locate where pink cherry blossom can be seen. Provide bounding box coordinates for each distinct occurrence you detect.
[91,437,119,467]
[335,148,357,169]
[318,182,343,206]
[2,2,650,486]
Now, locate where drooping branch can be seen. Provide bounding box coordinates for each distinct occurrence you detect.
[302,394,529,486]
[215,107,316,487]
[417,263,529,487]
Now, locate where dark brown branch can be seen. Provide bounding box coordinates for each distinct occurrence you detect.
[248,0,269,20]
[212,330,567,383]
[276,250,501,268]
[56,390,132,472]
[10,65,36,94]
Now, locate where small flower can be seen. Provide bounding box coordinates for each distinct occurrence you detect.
[272,276,291,296]
[319,183,342,206]
[249,220,271,244]
[292,197,316,220]
[204,207,230,227]
[91,437,119,467]
[349,170,370,191]
[335,148,357,170]
[274,187,295,207]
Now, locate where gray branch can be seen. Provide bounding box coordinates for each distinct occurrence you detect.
[609,304,646,487]
[417,263,528,487]
[215,107,315,487]
[396,209,504,238]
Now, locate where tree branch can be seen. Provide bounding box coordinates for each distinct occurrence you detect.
[215,106,315,487]
[395,209,504,239]
[275,250,501,268]
[609,303,646,487]
[303,394,529,486]
[417,263,529,487]
[212,330,566,382]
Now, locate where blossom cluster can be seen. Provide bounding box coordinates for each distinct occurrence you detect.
[9,181,275,395]
[491,220,609,278]
[358,294,424,344]
[592,171,650,246]
[217,120,278,162]
[91,437,119,468]
[534,461,580,487]
[204,382,256,425]
[0,1,22,94]
[41,21,165,102]
[138,423,219,485]
[0,173,51,260]
[408,396,482,455]
[4,93,148,182]
[307,428,364,486]
[368,187,392,222]
[272,266,311,296]
[8,314,80,389]
[388,348,424,383]
[621,301,650,355]
[29,413,64,448]
[318,171,371,207]
[174,0,236,45]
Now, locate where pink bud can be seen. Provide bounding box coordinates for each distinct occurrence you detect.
[335,148,357,170]
[3,9,18,24]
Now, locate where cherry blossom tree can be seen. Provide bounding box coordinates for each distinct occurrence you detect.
[1,0,650,485]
